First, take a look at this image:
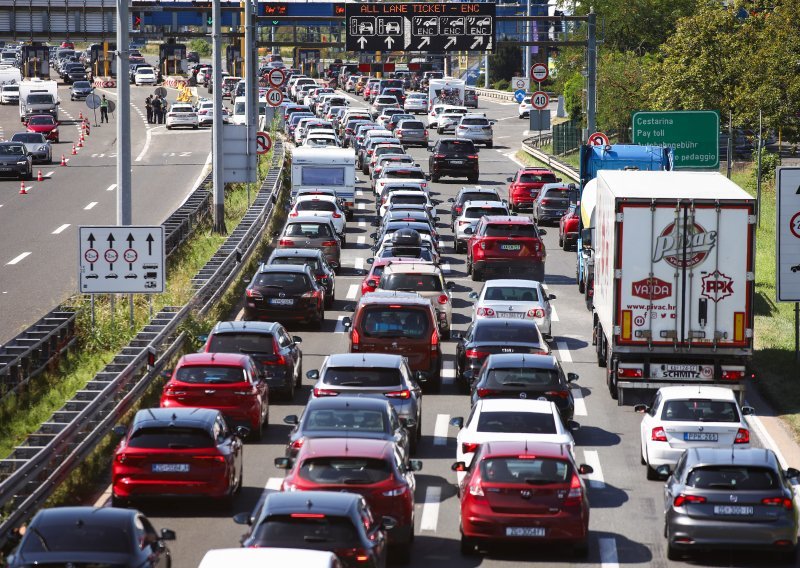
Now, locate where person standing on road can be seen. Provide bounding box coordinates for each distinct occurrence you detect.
[152,96,162,124]
[99,95,109,123]
[160,96,168,124]
[145,95,153,124]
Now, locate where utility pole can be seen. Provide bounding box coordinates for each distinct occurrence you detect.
[586,8,597,139]
[523,0,531,78]
[116,0,131,225]
[212,0,226,234]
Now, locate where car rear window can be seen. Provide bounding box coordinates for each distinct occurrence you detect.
[474,323,540,344]
[254,272,311,293]
[254,515,359,546]
[322,366,402,387]
[486,368,559,387]
[476,411,557,434]
[285,222,333,238]
[297,200,336,213]
[465,206,508,219]
[400,121,425,129]
[385,170,424,179]
[438,140,476,153]
[479,457,569,484]
[392,195,426,206]
[686,466,779,490]
[175,365,247,384]
[360,307,430,339]
[127,426,215,449]
[382,273,442,292]
[519,173,557,183]
[661,400,740,422]
[461,118,489,126]
[543,187,572,198]
[11,133,43,144]
[304,409,387,432]
[484,223,538,238]
[483,286,540,302]
[271,256,322,272]
[299,457,392,484]
[28,116,54,125]
[20,524,132,555]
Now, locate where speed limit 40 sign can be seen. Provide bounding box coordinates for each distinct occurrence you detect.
[266,87,284,107]
[530,91,549,110]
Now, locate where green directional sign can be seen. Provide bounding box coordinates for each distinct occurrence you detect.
[632,110,720,169]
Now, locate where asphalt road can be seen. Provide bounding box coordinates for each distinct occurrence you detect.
[115,92,792,568]
[0,66,211,344]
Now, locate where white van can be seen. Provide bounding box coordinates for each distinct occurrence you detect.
[231,96,268,126]
[198,548,342,568]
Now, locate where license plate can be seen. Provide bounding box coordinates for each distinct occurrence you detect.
[152,463,189,473]
[501,244,521,251]
[713,505,753,516]
[0,167,12,171]
[498,312,525,319]
[449,160,464,165]
[684,432,718,442]
[506,527,545,537]
[269,298,295,305]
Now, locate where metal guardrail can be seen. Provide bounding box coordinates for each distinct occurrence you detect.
[474,87,516,102]
[0,141,285,544]
[521,137,580,182]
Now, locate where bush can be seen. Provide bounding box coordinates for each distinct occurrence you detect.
[188,39,212,57]
[492,79,510,91]
[754,149,780,183]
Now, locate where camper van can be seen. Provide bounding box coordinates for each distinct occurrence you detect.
[291,146,356,216]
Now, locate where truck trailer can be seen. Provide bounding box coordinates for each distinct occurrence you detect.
[590,170,755,405]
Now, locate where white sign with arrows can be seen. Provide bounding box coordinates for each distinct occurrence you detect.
[777,167,800,302]
[78,226,165,294]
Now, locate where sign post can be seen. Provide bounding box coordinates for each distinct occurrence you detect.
[777,167,800,361]
[530,91,550,144]
[631,110,720,169]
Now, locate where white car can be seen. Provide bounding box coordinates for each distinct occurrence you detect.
[452,200,510,253]
[428,104,467,129]
[379,190,436,218]
[289,195,346,240]
[165,103,198,129]
[374,166,428,197]
[468,279,556,337]
[199,548,340,568]
[518,95,533,118]
[635,386,754,480]
[450,398,577,484]
[303,127,338,146]
[403,93,428,114]
[134,66,156,86]
[195,100,230,126]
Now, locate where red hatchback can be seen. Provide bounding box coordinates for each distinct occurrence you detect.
[558,203,580,251]
[276,438,422,561]
[466,216,547,282]
[506,168,560,212]
[26,115,59,143]
[111,407,245,507]
[454,441,594,557]
[160,353,269,440]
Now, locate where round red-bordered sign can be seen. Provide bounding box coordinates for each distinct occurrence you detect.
[530,63,548,82]
[790,211,800,239]
[84,249,99,263]
[530,91,549,110]
[256,132,272,155]
[266,87,284,107]
[267,68,285,88]
[104,249,119,263]
[588,132,610,146]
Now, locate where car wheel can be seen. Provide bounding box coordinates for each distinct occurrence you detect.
[431,174,439,182]
[110,493,128,508]
[471,268,483,281]
[193,125,198,129]
[562,235,570,251]
[251,421,263,442]
[23,166,32,181]
[558,232,563,247]
[666,532,681,561]
[573,540,589,559]
[486,141,493,148]
[315,311,324,330]
[394,541,412,564]
[468,175,479,183]
[778,546,798,564]
[296,360,303,387]
[460,534,477,556]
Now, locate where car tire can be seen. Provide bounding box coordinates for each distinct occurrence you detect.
[110,493,128,508]
[562,235,570,251]
[486,141,493,148]
[23,166,32,181]
[315,311,324,330]
[296,360,303,387]
[573,541,589,559]
[471,267,483,282]
[431,174,440,182]
[778,546,798,564]
[460,534,477,556]
[666,535,681,561]
[394,544,412,565]
[646,463,659,480]
[193,125,198,129]
[558,232,563,248]
[468,175,479,183]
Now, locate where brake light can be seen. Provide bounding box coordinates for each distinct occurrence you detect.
[673,494,706,507]
[313,388,339,397]
[291,438,305,450]
[115,453,146,464]
[321,240,337,246]
[193,455,227,463]
[430,329,439,351]
[722,369,745,380]
[468,475,484,498]
[234,389,257,396]
[735,428,750,444]
[289,212,298,217]
[455,206,463,214]
[462,442,479,454]
[545,390,570,399]
[279,239,295,246]
[395,129,402,135]
[385,389,411,399]
[434,154,445,159]
[476,307,495,317]
[382,485,408,497]
[336,548,370,563]
[651,426,667,442]
[466,349,489,359]
[564,474,583,506]
[437,294,448,305]
[540,199,550,205]
[467,154,478,160]
[351,327,360,349]
[476,388,499,398]
[424,130,428,137]
[527,308,545,318]
[762,497,793,510]
[245,288,262,299]
[458,125,466,130]
[617,367,643,378]
[291,513,326,518]
[162,386,187,397]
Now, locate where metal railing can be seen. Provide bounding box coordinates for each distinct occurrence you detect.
[0,142,285,545]
[521,137,580,182]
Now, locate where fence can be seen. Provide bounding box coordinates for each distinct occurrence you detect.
[552,119,582,156]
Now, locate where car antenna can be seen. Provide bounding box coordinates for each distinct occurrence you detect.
[306,498,313,510]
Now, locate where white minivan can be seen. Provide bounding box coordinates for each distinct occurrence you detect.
[198,548,342,568]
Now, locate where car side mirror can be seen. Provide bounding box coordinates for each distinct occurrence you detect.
[233,512,252,526]
[462,370,474,382]
[656,465,671,478]
[370,232,378,240]
[548,293,556,300]
[449,416,464,429]
[567,420,581,432]
[371,220,379,226]
[284,414,299,425]
[197,334,208,343]
[556,177,562,182]
[427,146,433,152]
[447,198,454,203]
[578,464,594,475]
[741,405,754,416]
[112,425,127,437]
[567,372,579,382]
[468,292,478,300]
[408,459,423,472]
[451,331,462,340]
[581,228,592,246]
[538,228,547,235]
[329,261,339,269]
[463,227,474,235]
[160,369,173,379]
[400,416,417,428]
[306,369,320,381]
[451,461,468,472]
[446,281,456,290]
[342,316,353,328]
[274,457,293,469]
[414,370,427,383]
[235,426,251,438]
[785,467,800,479]
[160,529,176,541]
[367,280,377,289]
[425,174,431,180]
[634,404,649,414]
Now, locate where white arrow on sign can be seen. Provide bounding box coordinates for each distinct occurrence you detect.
[445,36,457,49]
[404,17,412,48]
[385,36,395,49]
[471,36,484,50]
[358,36,368,49]
[418,37,430,49]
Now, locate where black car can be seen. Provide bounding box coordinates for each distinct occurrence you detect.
[243,264,325,329]
[447,187,502,231]
[63,62,87,84]
[70,80,93,100]
[454,319,549,390]
[6,507,175,568]
[234,491,390,568]
[0,142,32,180]
[468,353,578,420]
[283,396,412,461]
[187,50,200,63]
[202,320,303,401]
[428,138,479,183]
[267,248,337,309]
[372,221,439,251]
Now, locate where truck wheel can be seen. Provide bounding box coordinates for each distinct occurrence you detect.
[607,359,618,400]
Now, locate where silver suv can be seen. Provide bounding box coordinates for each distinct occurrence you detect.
[453,200,510,253]
[456,113,495,147]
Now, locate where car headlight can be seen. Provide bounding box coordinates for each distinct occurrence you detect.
[17,160,27,165]
[38,145,47,151]
[52,128,58,134]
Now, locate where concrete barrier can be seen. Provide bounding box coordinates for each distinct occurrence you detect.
[93,77,116,89]
[163,76,188,89]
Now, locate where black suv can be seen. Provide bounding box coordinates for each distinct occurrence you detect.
[266,248,336,309]
[428,138,479,183]
[243,264,325,329]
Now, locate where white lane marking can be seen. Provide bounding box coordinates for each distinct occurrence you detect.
[265,477,284,491]
[106,183,117,192]
[356,189,364,196]
[357,235,366,245]
[419,486,442,531]
[441,360,455,385]
[52,224,70,235]
[135,125,154,162]
[354,257,364,271]
[93,485,112,508]
[358,220,366,228]
[357,202,365,210]
[599,537,619,568]
[550,304,559,322]
[582,450,605,489]
[334,315,346,333]
[84,201,98,210]
[572,388,587,416]
[557,341,572,363]
[346,284,358,300]
[746,414,790,469]
[504,151,525,167]
[441,263,451,274]
[44,170,54,178]
[6,252,32,265]
[496,135,510,139]
[433,413,450,446]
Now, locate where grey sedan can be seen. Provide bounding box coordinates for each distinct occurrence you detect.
[0,142,33,180]
[395,119,428,148]
[10,132,51,164]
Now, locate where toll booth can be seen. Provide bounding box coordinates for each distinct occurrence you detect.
[20,44,49,79]
[90,43,117,78]
[226,45,243,77]
[159,42,187,76]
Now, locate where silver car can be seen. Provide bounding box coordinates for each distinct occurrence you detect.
[468,278,556,338]
[404,93,428,114]
[437,112,464,134]
[277,215,342,270]
[453,200,509,253]
[455,113,495,147]
[10,132,51,164]
[395,119,428,148]
[307,353,423,449]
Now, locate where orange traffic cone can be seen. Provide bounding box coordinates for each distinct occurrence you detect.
[71,144,77,155]
[77,137,83,148]
[19,181,27,195]
[37,170,43,182]
[60,154,67,166]
[79,111,83,120]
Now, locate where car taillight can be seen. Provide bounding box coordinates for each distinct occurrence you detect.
[313,387,339,397]
[395,129,402,135]
[352,327,360,349]
[336,548,370,563]
[289,212,298,217]
[479,241,488,250]
[476,307,495,317]
[467,154,478,159]
[385,389,411,399]
[462,442,479,454]
[476,388,499,398]
[291,438,305,450]
[466,349,489,359]
[321,240,337,246]
[762,497,793,510]
[468,475,484,498]
[458,220,471,226]
[735,428,750,444]
[437,294,448,305]
[527,308,545,318]
[245,288,263,299]
[545,390,570,399]
[331,212,341,218]
[194,455,227,463]
[651,426,667,442]
[234,388,258,396]
[430,329,439,351]
[115,453,146,464]
[278,239,295,246]
[564,474,583,506]
[424,130,428,136]
[434,153,445,159]
[722,369,745,380]
[454,206,463,214]
[673,494,706,507]
[617,367,643,378]
[162,385,187,397]
[382,485,408,497]
[540,199,550,205]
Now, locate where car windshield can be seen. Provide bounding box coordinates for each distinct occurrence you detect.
[486,368,560,387]
[465,207,507,219]
[474,323,539,343]
[484,286,540,302]
[127,426,215,449]
[399,121,424,129]
[28,116,54,125]
[322,367,402,387]
[304,409,387,432]
[661,399,740,422]
[254,272,311,293]
[11,133,44,144]
[484,224,538,238]
[686,466,779,490]
[361,307,430,339]
[0,144,25,155]
[174,365,247,384]
[208,332,275,354]
[480,457,569,484]
[20,524,131,554]
[520,172,557,183]
[253,515,358,546]
[438,140,475,153]
[476,411,557,434]
[296,200,336,213]
[3,85,18,92]
[382,273,442,292]
[285,222,333,238]
[73,81,91,88]
[299,457,392,484]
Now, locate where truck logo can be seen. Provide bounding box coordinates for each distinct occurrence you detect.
[652,221,717,268]
[631,277,672,300]
[701,270,733,302]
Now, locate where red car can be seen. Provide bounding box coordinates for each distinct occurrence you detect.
[466,216,547,282]
[26,115,59,143]
[558,202,580,251]
[160,352,269,440]
[454,440,593,557]
[111,407,245,507]
[506,168,560,212]
[275,438,422,561]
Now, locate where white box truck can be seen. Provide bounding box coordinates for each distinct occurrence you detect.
[291,146,356,218]
[591,171,755,405]
[18,79,59,122]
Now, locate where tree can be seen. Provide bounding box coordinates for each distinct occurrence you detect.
[487,41,523,84]
[596,50,655,140]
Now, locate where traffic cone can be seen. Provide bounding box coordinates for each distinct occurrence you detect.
[79,111,83,120]
[71,144,77,155]
[60,154,67,166]
[37,170,43,182]
[77,137,83,148]
[19,181,27,195]
[84,121,90,135]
